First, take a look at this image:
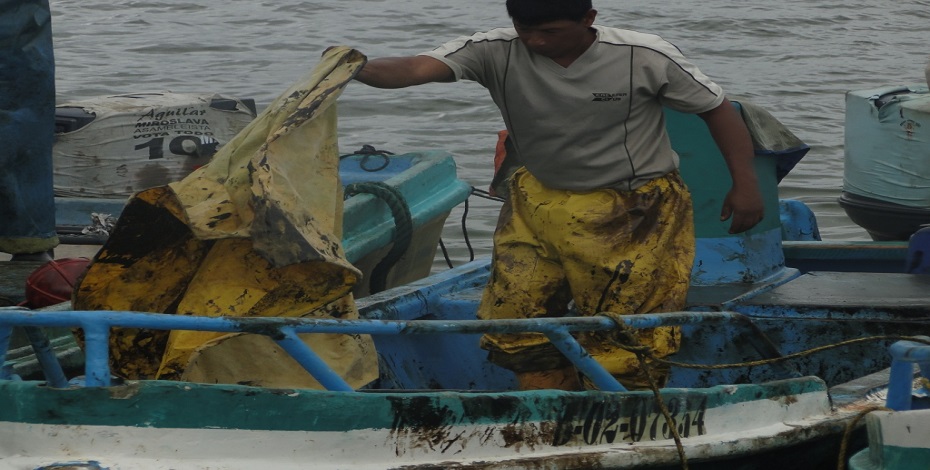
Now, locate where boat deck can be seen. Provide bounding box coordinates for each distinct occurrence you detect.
[742,271,930,309]
[8,259,928,313]
[411,268,930,315]
[688,271,930,311]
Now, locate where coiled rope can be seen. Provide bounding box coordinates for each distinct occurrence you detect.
[341,146,412,294]
[341,145,505,287]
[339,144,393,171]
[344,181,412,294]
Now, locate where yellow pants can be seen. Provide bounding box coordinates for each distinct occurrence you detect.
[478,168,695,389]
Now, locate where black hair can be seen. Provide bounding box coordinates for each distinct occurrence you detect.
[505,0,593,25]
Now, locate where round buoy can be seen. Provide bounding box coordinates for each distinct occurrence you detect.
[24,258,91,308]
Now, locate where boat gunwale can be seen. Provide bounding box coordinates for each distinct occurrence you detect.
[1,305,777,391]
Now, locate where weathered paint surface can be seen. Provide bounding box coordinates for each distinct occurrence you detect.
[0,376,850,469]
[4,198,930,468]
[849,409,930,470]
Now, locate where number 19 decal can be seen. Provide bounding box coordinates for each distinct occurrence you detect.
[134,136,220,159]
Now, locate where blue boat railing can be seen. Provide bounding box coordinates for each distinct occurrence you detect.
[1,308,776,392]
[885,337,930,411]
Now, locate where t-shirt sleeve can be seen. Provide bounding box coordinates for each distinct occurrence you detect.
[643,41,725,114]
[417,32,497,85]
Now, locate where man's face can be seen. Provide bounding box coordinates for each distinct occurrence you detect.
[513,10,596,60]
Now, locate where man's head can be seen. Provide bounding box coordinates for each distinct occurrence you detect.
[506,0,597,62]
[506,0,593,26]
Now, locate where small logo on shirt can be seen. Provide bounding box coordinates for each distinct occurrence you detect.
[592,92,627,102]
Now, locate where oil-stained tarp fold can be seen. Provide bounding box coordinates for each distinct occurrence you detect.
[74,47,378,389]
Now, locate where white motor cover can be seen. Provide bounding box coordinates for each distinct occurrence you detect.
[54,92,256,197]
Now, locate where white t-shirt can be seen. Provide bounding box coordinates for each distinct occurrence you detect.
[420,25,725,191]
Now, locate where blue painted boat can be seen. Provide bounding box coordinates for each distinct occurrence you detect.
[2,228,929,468]
[4,98,930,468]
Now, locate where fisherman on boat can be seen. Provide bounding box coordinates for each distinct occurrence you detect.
[352,0,764,390]
[0,0,58,263]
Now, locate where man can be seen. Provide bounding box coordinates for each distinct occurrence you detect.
[354,0,763,390]
[0,0,58,262]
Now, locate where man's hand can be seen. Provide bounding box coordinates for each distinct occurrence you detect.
[720,183,764,234]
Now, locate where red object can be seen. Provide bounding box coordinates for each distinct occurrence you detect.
[490,130,509,197]
[24,257,91,308]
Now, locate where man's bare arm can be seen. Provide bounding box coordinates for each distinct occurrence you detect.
[355,56,455,88]
[698,98,765,234]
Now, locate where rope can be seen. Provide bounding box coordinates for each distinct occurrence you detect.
[339,145,413,293]
[835,405,889,470]
[598,315,930,470]
[439,186,504,269]
[438,238,454,269]
[443,177,930,470]
[460,197,474,262]
[339,144,394,172]
[470,186,505,203]
[653,335,930,370]
[344,181,413,294]
[340,147,508,273]
[435,161,930,470]
[636,351,690,469]
[598,313,689,468]
[339,147,509,274]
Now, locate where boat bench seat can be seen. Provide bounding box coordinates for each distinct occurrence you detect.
[742,271,930,310]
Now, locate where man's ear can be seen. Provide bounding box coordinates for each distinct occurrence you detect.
[582,9,597,27]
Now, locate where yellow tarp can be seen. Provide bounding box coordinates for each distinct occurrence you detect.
[73,47,378,389]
